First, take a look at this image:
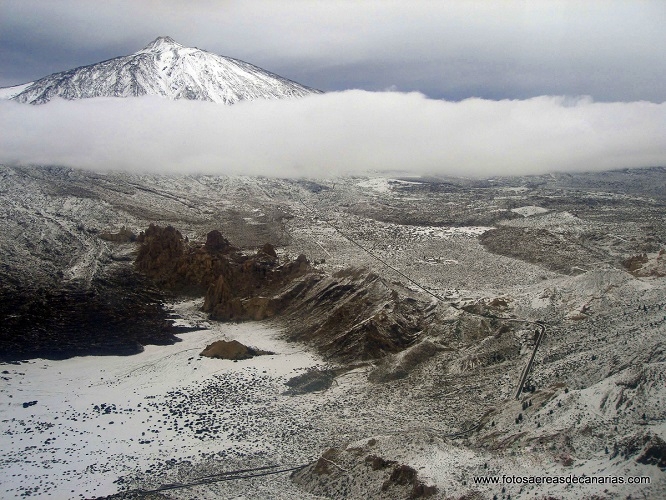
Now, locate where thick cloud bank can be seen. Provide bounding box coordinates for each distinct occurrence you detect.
[1,91,664,178]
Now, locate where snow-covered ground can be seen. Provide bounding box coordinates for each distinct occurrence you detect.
[0,300,323,499]
[1,167,665,499]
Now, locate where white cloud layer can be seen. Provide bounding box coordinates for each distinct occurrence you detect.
[1,92,664,178]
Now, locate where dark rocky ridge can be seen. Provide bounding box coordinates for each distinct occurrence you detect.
[0,267,180,362]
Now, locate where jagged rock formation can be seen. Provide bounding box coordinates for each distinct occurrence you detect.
[135,224,310,318]
[5,36,321,105]
[276,269,434,361]
[134,225,435,361]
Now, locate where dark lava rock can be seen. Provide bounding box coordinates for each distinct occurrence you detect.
[636,434,666,469]
[205,230,232,254]
[260,242,278,259]
[0,267,178,362]
[382,464,438,498]
[284,369,336,395]
[365,454,397,470]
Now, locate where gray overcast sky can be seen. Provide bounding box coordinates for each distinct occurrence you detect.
[1,0,665,102]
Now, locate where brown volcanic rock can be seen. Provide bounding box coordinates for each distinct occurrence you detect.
[275,269,431,362]
[292,445,438,499]
[260,242,278,258]
[135,224,188,289]
[135,224,311,319]
[622,250,666,277]
[204,230,232,253]
[202,252,311,321]
[200,339,254,360]
[135,225,433,362]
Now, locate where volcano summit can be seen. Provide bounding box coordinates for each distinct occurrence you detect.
[0,36,321,105]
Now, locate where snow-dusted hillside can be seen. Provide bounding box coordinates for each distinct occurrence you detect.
[1,166,665,499]
[2,36,321,105]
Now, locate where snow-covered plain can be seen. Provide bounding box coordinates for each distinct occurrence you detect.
[0,300,324,499]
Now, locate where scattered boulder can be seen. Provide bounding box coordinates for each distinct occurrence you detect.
[199,339,272,360]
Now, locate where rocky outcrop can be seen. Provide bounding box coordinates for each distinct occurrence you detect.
[135,224,233,295]
[202,253,310,321]
[292,445,438,499]
[272,269,433,362]
[199,339,272,360]
[134,226,436,362]
[135,224,311,319]
[622,250,666,277]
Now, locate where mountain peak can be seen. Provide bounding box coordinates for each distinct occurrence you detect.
[141,36,183,52]
[5,36,322,105]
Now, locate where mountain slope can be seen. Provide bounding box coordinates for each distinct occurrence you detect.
[4,36,321,105]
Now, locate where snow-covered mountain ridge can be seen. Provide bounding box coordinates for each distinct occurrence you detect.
[1,36,321,105]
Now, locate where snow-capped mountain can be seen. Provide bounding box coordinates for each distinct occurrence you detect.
[2,36,321,105]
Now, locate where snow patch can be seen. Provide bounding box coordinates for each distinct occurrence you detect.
[511,205,550,217]
[0,82,33,99]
